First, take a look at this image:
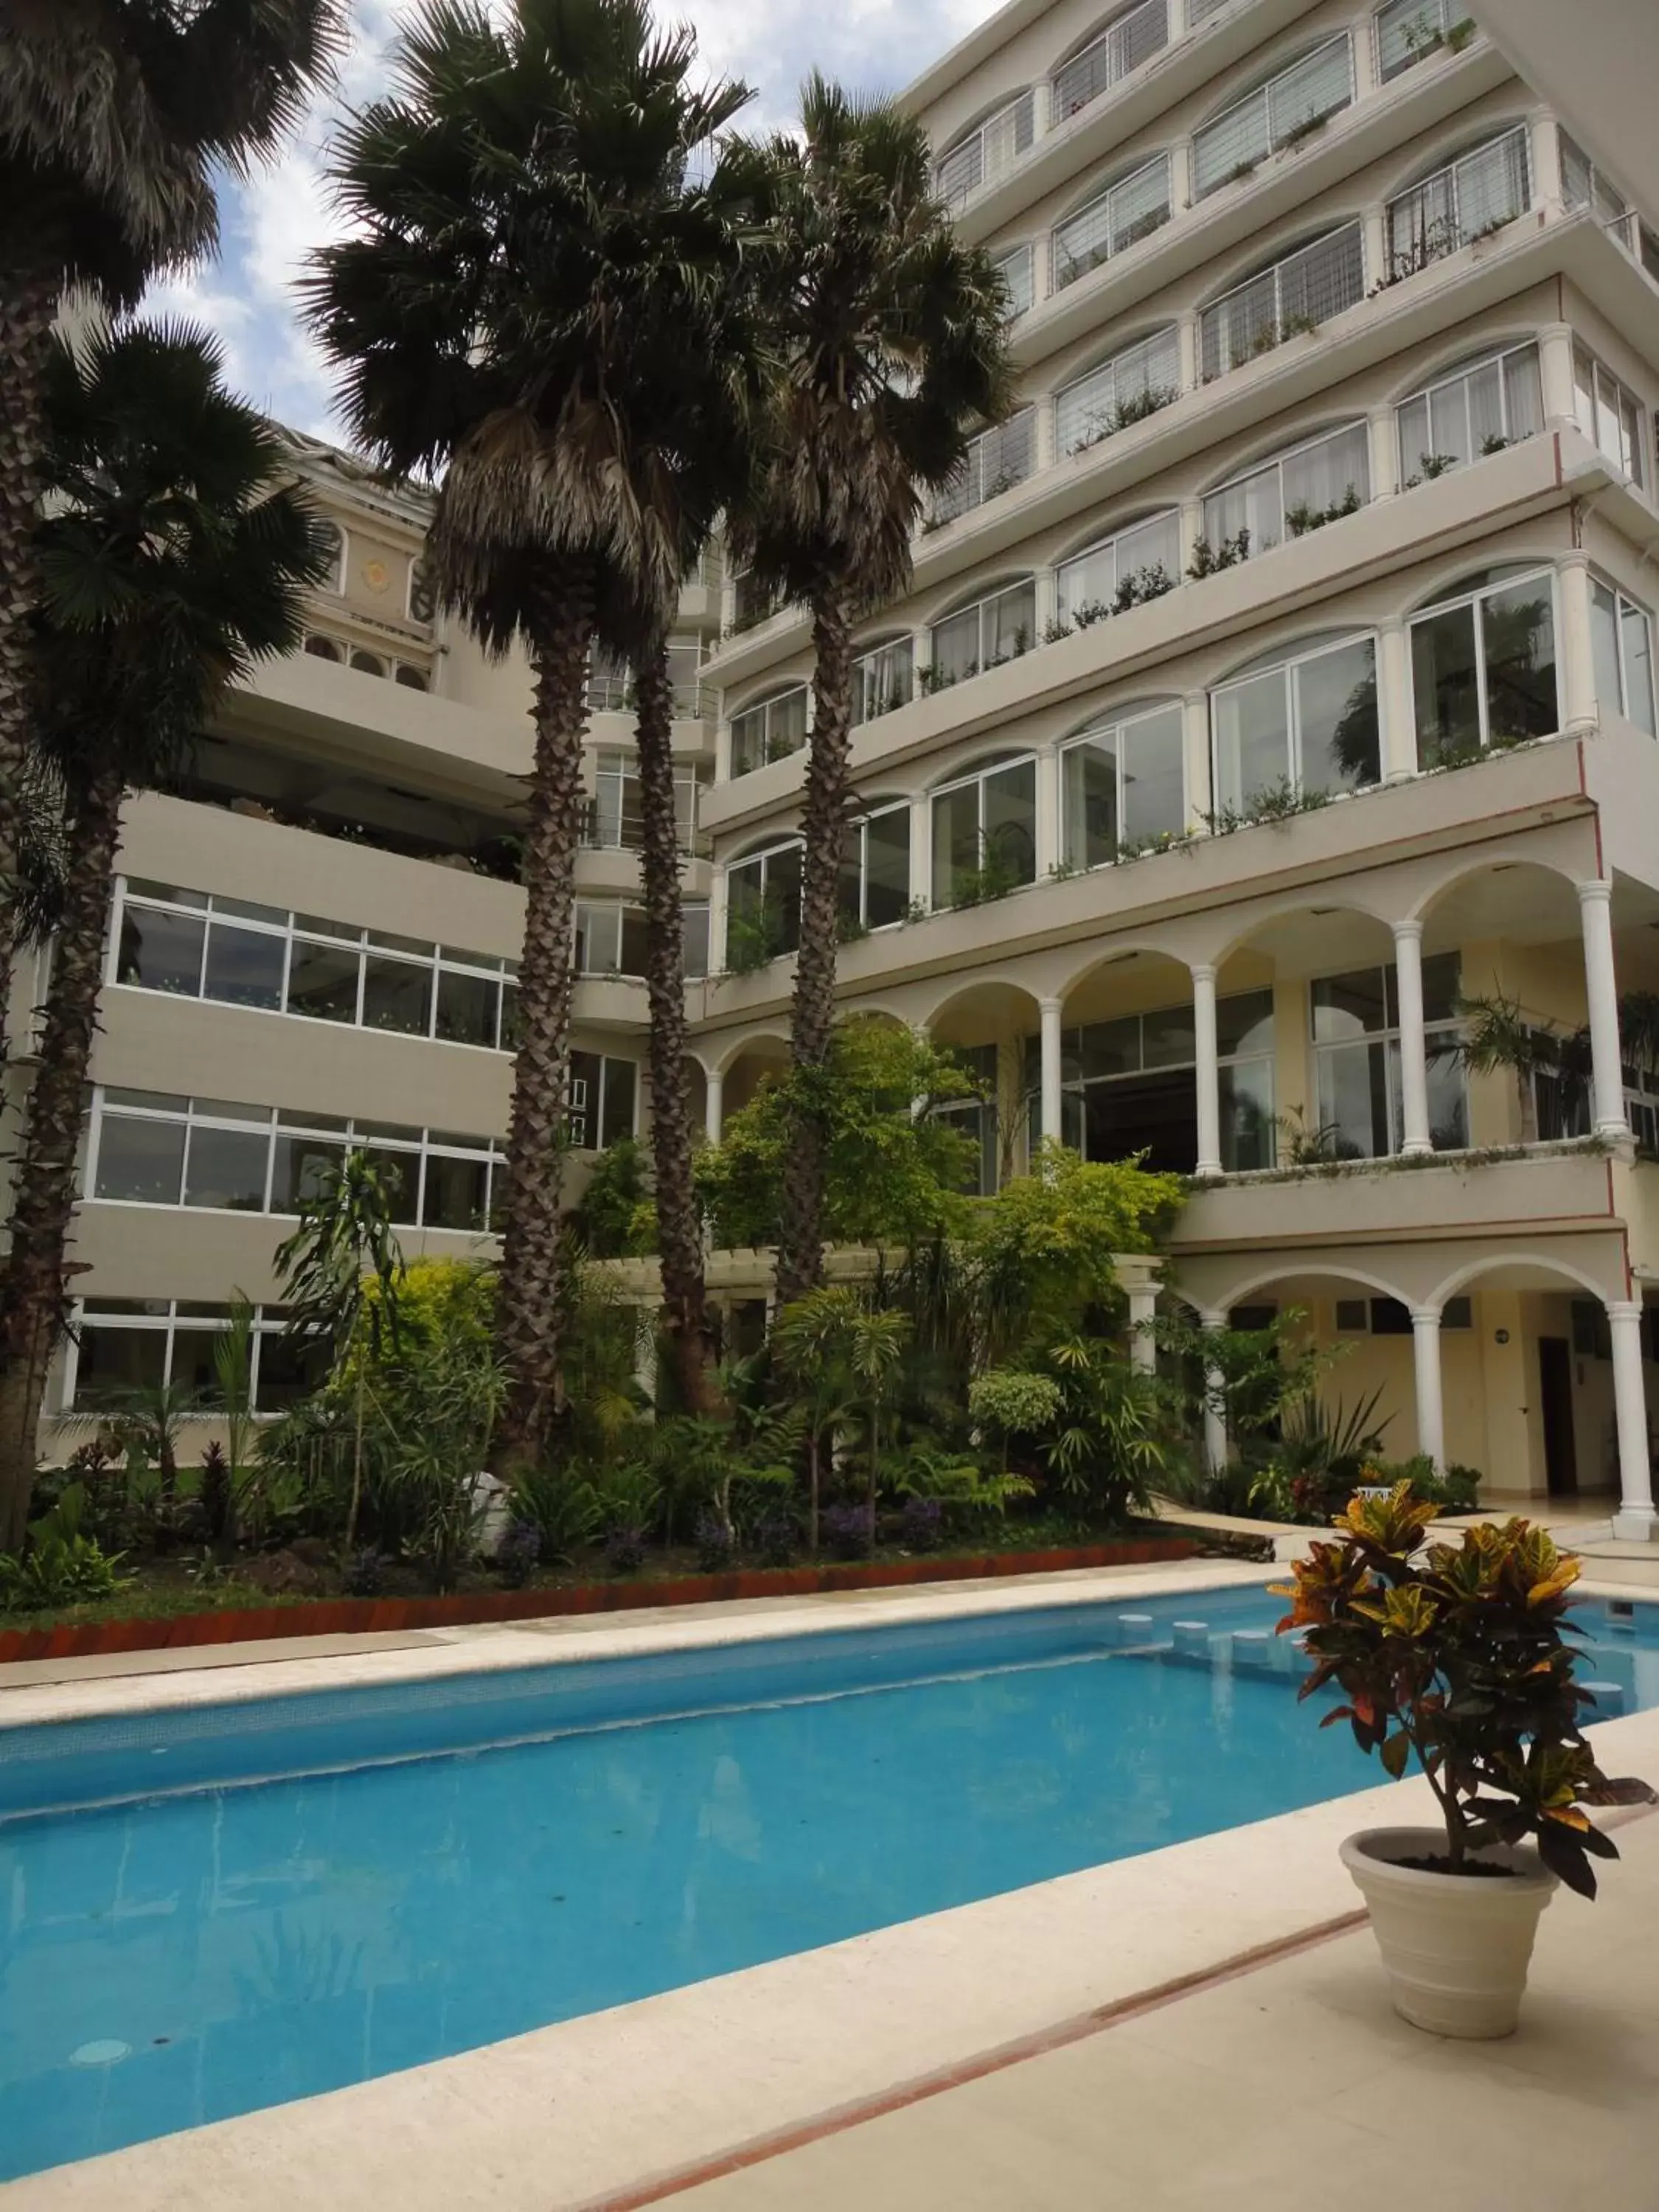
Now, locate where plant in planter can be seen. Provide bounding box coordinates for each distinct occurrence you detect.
[1275,1484,1655,2036]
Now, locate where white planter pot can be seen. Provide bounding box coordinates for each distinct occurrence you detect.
[1339,1825,1557,2039]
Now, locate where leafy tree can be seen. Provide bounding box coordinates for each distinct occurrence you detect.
[0,0,341,995]
[0,321,329,1545]
[845,1304,909,1542]
[274,1150,406,1557]
[1447,991,1561,1143]
[568,1138,656,1259]
[307,0,762,1470]
[728,76,1013,1304]
[696,1018,982,1251]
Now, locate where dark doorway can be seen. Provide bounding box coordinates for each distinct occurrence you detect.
[1538,1337,1578,1498]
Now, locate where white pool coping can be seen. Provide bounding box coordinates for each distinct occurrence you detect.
[4,1566,1657,2211]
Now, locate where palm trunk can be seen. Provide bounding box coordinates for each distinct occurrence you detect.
[0,768,124,1547]
[493,566,594,1472]
[632,636,715,1414]
[0,255,59,1055]
[776,581,855,1306]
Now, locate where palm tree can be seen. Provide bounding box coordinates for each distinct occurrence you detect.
[0,0,342,1005]
[728,76,1013,1304]
[0,320,330,1547]
[1448,992,1560,1144]
[306,0,760,1470]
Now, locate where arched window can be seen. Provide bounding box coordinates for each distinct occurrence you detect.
[1198,223,1363,380]
[1409,567,1557,765]
[394,663,430,692]
[852,636,915,726]
[1051,0,1169,122]
[930,751,1037,908]
[1061,700,1185,866]
[349,649,386,678]
[1051,152,1172,291]
[1396,341,1543,482]
[729,685,808,778]
[1202,420,1370,560]
[1385,125,1530,279]
[1192,32,1354,198]
[1055,326,1180,454]
[928,578,1037,691]
[1211,631,1380,813]
[304,633,344,664]
[726,838,804,967]
[929,408,1037,526]
[839,798,912,932]
[936,91,1035,208]
[1375,0,1475,83]
[1056,510,1180,622]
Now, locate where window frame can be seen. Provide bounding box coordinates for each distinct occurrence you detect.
[1310,953,1468,1159]
[1054,327,1180,456]
[1051,152,1172,292]
[1191,32,1355,201]
[1590,577,1658,736]
[1394,340,1544,483]
[1049,0,1170,123]
[1197,223,1365,382]
[852,636,916,726]
[1408,563,1560,762]
[728,684,810,779]
[1209,631,1381,812]
[929,752,1040,907]
[1573,341,1649,489]
[838,799,914,933]
[1383,124,1531,279]
[1059,701,1187,868]
[1201,418,1371,557]
[726,836,805,962]
[1054,510,1180,623]
[927,577,1039,687]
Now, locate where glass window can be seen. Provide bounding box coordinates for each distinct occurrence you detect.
[840,802,911,931]
[1211,636,1378,813]
[727,841,803,964]
[202,919,285,1010]
[730,686,808,778]
[1058,990,1275,1173]
[75,1323,168,1403]
[1198,226,1365,382]
[423,1152,491,1232]
[1411,569,1557,764]
[181,1124,270,1211]
[1312,953,1466,1156]
[935,90,1035,208]
[1061,703,1184,867]
[1057,329,1180,456]
[930,408,1036,526]
[600,1060,637,1149]
[1376,0,1471,80]
[852,638,914,726]
[435,967,499,1047]
[1192,34,1353,198]
[286,937,361,1023]
[1052,154,1172,291]
[1203,421,1369,557]
[116,905,204,995]
[270,1131,346,1213]
[928,580,1037,689]
[1573,344,1647,487]
[93,1115,187,1204]
[361,953,433,1036]
[254,1329,330,1411]
[931,757,1037,907]
[1050,0,1169,121]
[361,1144,420,1225]
[1591,581,1658,737]
[1396,343,1543,481]
[1385,128,1529,278]
[992,243,1034,320]
[1055,511,1179,623]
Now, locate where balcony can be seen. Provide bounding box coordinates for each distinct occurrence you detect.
[1197,223,1364,383]
[1383,124,1531,285]
[1190,30,1354,198]
[927,408,1037,529]
[1051,0,1170,129]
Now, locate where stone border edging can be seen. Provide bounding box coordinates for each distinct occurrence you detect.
[0,1537,1197,1663]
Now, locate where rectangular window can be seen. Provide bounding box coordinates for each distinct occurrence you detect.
[434,966,500,1047]
[361,953,433,1036]
[93,1113,187,1204]
[992,243,1034,320]
[182,1122,270,1211]
[1411,569,1557,765]
[1590,580,1658,737]
[931,757,1037,907]
[69,1299,340,1412]
[1573,343,1647,487]
[1198,225,1363,381]
[566,1052,639,1150]
[1055,327,1180,456]
[934,1043,1000,1195]
[1192,34,1353,199]
[1060,990,1275,1174]
[1312,953,1466,1157]
[683,902,711,981]
[840,803,912,931]
[729,686,808,777]
[1211,635,1379,813]
[1061,703,1185,867]
[1396,342,1543,481]
[1559,130,1628,226]
[116,905,205,995]
[727,842,803,964]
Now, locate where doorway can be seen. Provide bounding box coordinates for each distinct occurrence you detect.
[1537,1336,1578,1498]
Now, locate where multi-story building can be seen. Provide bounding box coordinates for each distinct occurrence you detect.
[29,0,1659,1540]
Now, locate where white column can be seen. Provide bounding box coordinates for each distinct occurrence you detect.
[714,714,733,784]
[1034,567,1059,641]
[1367,406,1397,500]
[1559,552,1599,736]
[1192,962,1222,1178]
[1034,396,1057,474]
[709,864,729,973]
[1182,689,1211,828]
[1178,495,1203,579]
[1607,1301,1658,1539]
[1392,919,1433,1156]
[1378,619,1416,780]
[909,795,932,915]
[1170,139,1194,212]
[1177,313,1199,397]
[1538,323,1576,422]
[1411,1307,1445,1472]
[704,1066,724,1144]
[1361,201,1388,289]
[1035,742,1062,877]
[1528,110,1562,214]
[1199,1308,1229,1474]
[1128,1285,1158,1373]
[1578,880,1629,1139]
[1038,994,1064,1147]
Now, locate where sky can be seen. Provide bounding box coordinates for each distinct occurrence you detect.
[147,0,1004,442]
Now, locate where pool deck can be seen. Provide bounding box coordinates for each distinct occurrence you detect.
[4,1559,1657,2211]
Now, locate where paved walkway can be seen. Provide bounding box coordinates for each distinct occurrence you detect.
[658,1812,1659,2212]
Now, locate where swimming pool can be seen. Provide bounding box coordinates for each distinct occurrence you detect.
[3,1581,1655,2180]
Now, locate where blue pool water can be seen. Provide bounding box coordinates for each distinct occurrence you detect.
[2,1582,1655,2179]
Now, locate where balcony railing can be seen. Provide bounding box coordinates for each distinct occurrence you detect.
[587,674,710,719]
[1385,126,1529,281]
[1374,0,1474,82]
[1191,32,1353,199]
[928,408,1036,529]
[1051,152,1172,291]
[1198,223,1363,382]
[936,91,1034,210]
[1607,210,1659,282]
[1050,0,1167,125]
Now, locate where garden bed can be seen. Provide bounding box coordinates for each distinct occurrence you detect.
[0,1535,1196,1663]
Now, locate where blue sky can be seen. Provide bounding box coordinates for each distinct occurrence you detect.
[148,0,1003,440]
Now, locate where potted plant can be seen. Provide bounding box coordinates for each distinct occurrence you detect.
[1275,1484,1653,2037]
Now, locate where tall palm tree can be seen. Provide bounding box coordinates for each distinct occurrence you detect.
[0,321,328,1545]
[0,0,342,1009]
[728,76,1013,1305]
[306,0,760,1470]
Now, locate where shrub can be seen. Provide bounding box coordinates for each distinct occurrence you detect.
[605,1523,649,1575]
[694,1512,736,1572]
[344,1547,386,1597]
[823,1502,872,1560]
[510,1466,603,1562]
[496,1518,543,1588]
[199,1440,232,1543]
[0,1485,127,1613]
[899,1495,943,1552]
[1275,1485,1655,1891]
[752,1505,799,1567]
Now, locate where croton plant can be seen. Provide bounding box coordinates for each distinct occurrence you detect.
[1274,1483,1655,1895]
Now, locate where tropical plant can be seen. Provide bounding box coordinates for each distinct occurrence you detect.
[728,74,1012,1304]
[771,1286,865,1553]
[0,321,329,1547]
[509,1464,604,1563]
[274,1150,406,1557]
[0,0,341,1012]
[307,0,762,1470]
[213,1293,257,1505]
[1274,1484,1655,1893]
[1042,1336,1165,1520]
[967,1368,1063,1470]
[1447,992,1559,1144]
[567,1139,655,1259]
[198,1439,233,1545]
[844,1304,909,1541]
[0,1480,127,1610]
[364,1326,508,1590]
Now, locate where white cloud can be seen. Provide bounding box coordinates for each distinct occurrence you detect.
[146,0,1006,439]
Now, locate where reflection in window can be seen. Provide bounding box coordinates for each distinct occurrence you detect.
[931,756,1037,907]
[1312,953,1466,1158]
[730,686,808,777]
[1061,703,1185,866]
[838,802,911,932]
[1590,580,1658,737]
[1411,569,1557,764]
[928,580,1037,688]
[726,841,803,966]
[1396,343,1543,482]
[68,1298,331,1412]
[1043,990,1275,1173]
[1211,636,1379,813]
[1573,343,1647,487]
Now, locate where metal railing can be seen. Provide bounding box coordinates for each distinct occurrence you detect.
[1050,0,1167,125]
[935,91,1035,210]
[928,408,1035,529]
[1051,153,1172,291]
[1192,32,1353,198]
[1198,223,1363,382]
[1374,0,1472,82]
[586,676,709,719]
[1056,324,1180,455]
[1607,210,1659,282]
[1385,125,1529,282]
